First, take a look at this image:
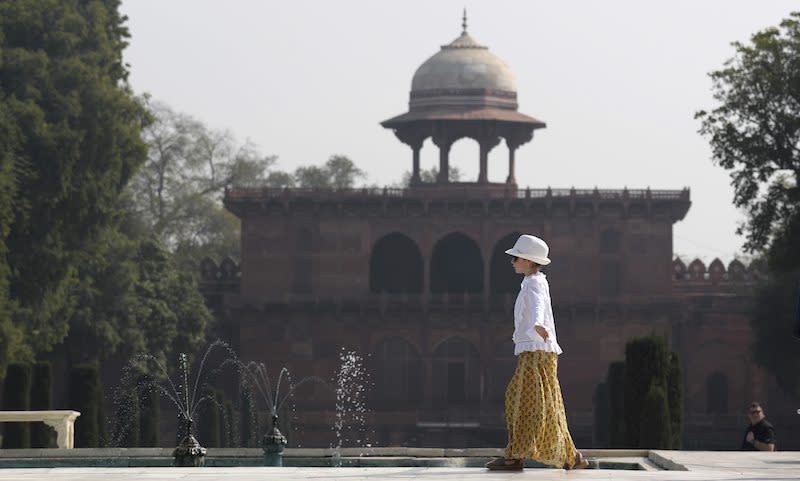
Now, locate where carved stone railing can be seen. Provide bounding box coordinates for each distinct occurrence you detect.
[672,257,765,284]
[0,410,80,448]
[225,186,690,202]
[224,186,691,221]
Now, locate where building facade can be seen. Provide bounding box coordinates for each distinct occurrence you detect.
[202,21,797,450]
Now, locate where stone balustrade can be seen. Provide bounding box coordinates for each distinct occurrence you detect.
[0,411,80,449]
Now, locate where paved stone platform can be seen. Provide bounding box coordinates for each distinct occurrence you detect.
[0,451,797,480]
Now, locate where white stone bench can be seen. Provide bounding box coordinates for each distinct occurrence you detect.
[0,410,81,449]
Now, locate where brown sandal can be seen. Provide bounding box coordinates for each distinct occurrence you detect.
[485,457,524,471]
[566,451,589,470]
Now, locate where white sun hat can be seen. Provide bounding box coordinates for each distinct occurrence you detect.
[505,234,551,266]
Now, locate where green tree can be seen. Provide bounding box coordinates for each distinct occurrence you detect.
[294,155,366,188]
[751,271,800,397]
[138,382,160,447]
[401,166,463,186]
[624,336,668,448]
[30,362,53,447]
[666,352,683,449]
[128,100,275,269]
[63,230,208,366]
[70,364,102,448]
[239,388,257,447]
[264,171,295,188]
[0,0,148,373]
[117,389,140,448]
[606,361,626,448]
[696,11,800,397]
[696,12,800,270]
[65,229,138,364]
[198,392,221,448]
[1,363,31,448]
[639,384,672,449]
[129,238,210,362]
[0,103,23,378]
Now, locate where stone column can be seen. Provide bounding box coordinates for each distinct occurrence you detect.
[433,132,453,184]
[504,130,533,185]
[411,145,422,185]
[393,128,426,185]
[506,146,517,184]
[478,136,501,184]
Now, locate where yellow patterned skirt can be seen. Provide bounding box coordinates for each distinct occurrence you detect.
[504,350,577,468]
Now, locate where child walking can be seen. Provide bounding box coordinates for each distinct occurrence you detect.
[486,234,588,471]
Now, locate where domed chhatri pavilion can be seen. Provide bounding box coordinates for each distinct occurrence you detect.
[211,16,796,450]
[382,13,543,188]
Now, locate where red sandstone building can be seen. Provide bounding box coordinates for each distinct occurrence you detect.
[203,21,798,450]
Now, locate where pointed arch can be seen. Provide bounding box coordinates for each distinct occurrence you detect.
[708,258,726,283]
[490,232,522,294]
[490,340,516,402]
[728,259,746,281]
[430,232,483,293]
[369,232,423,293]
[688,259,706,281]
[432,337,480,406]
[673,258,687,280]
[371,336,423,407]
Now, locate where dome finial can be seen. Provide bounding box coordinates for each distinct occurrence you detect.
[462,8,468,34]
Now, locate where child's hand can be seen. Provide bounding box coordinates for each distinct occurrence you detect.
[535,325,549,341]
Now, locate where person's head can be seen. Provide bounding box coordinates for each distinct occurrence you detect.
[748,402,766,424]
[505,235,551,276]
[510,255,541,275]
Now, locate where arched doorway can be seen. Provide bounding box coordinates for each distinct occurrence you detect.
[432,337,481,406]
[369,233,423,293]
[490,232,522,295]
[430,233,483,293]
[371,337,423,408]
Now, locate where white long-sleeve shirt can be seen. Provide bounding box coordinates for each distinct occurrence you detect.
[512,272,563,355]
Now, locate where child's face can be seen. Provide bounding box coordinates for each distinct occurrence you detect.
[511,256,536,275]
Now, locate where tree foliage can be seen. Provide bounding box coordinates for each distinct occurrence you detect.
[666,352,683,449]
[751,271,800,397]
[622,336,682,448]
[128,100,275,268]
[1,363,31,448]
[70,364,101,448]
[605,361,626,448]
[294,155,366,189]
[639,384,672,449]
[65,231,209,365]
[697,12,800,397]
[696,12,800,270]
[30,362,53,447]
[0,103,23,376]
[624,336,669,447]
[0,0,148,373]
[401,166,463,186]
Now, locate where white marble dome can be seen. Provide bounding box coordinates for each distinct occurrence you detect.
[409,29,518,110]
[412,32,517,92]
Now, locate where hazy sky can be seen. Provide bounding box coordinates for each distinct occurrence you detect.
[120,1,798,263]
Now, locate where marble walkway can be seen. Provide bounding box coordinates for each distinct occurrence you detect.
[0,451,797,480]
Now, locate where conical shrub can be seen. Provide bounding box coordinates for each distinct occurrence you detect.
[639,383,672,449]
[2,363,31,448]
[70,364,101,447]
[624,336,668,447]
[30,362,53,447]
